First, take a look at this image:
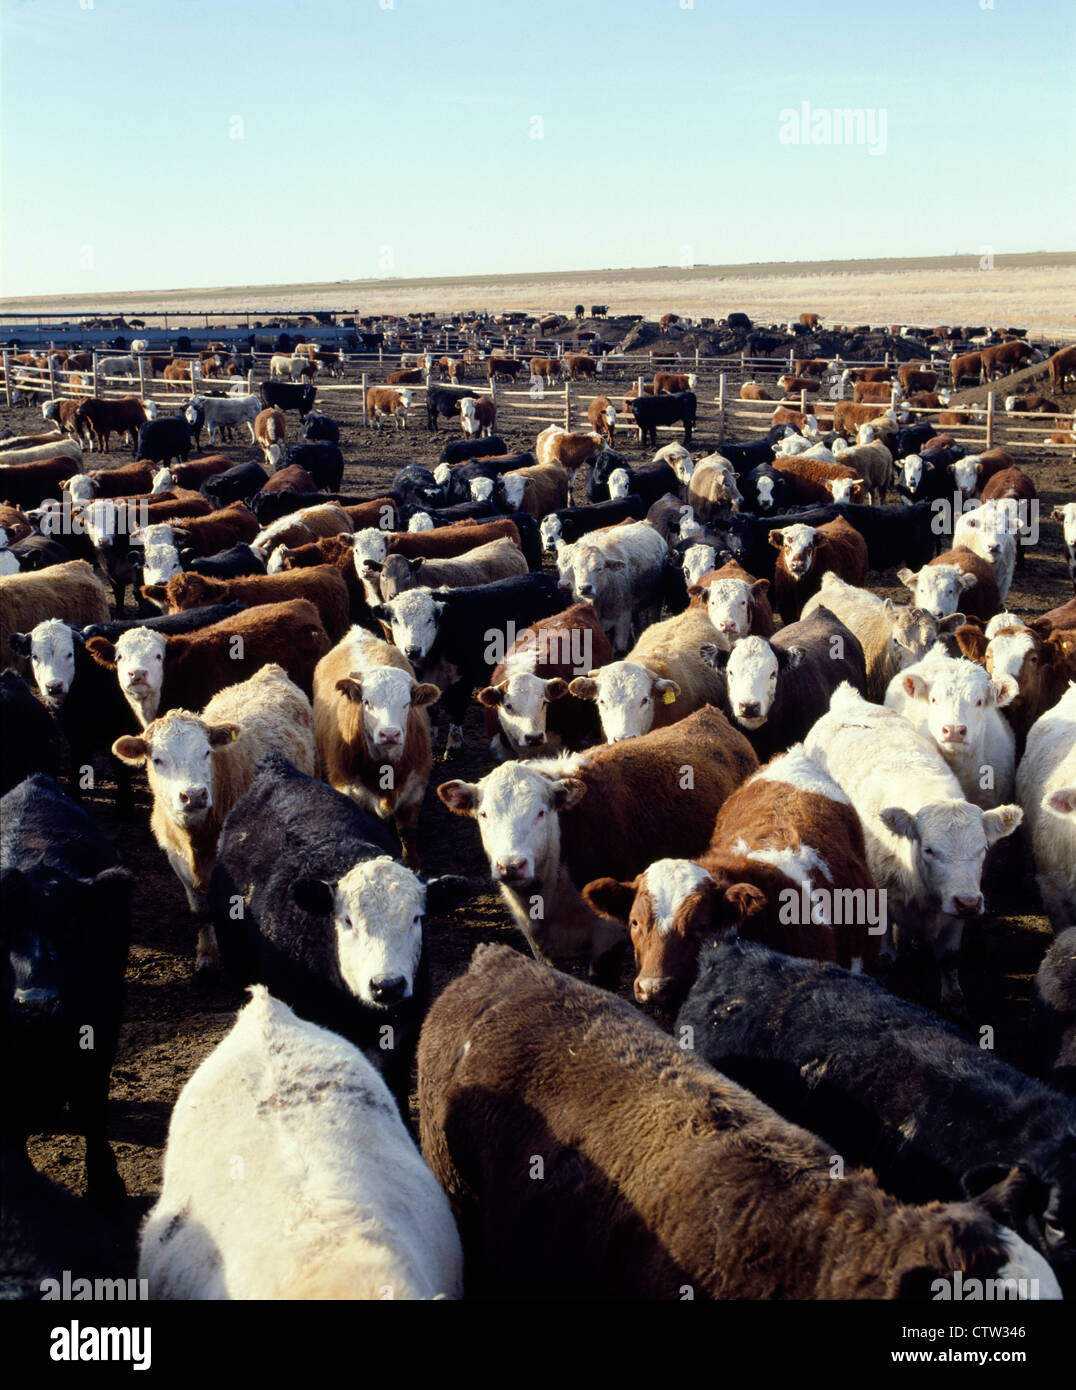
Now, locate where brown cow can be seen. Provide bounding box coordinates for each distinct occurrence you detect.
[145,564,350,643]
[949,351,982,388]
[416,944,1027,1299]
[564,353,597,380]
[1048,344,1076,394]
[981,340,1036,381]
[770,516,869,621]
[586,395,617,445]
[73,396,150,453]
[654,371,697,394]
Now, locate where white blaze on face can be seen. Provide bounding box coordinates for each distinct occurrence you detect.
[408,512,434,533]
[568,544,613,601]
[901,454,924,493]
[432,464,451,487]
[683,544,716,588]
[887,800,1020,916]
[68,475,95,504]
[827,476,858,503]
[460,399,479,435]
[468,762,562,886]
[607,468,631,500]
[987,627,1035,687]
[755,474,775,509]
[150,466,171,492]
[587,661,665,741]
[779,524,818,578]
[266,547,288,574]
[143,715,218,827]
[142,542,183,589]
[353,527,389,591]
[642,859,713,937]
[501,474,525,509]
[330,856,425,1007]
[912,658,1014,749]
[540,514,563,551]
[84,499,118,550]
[954,505,1014,566]
[470,476,494,502]
[29,618,76,703]
[114,627,167,720]
[496,671,557,749]
[1059,502,1076,553]
[356,666,418,760]
[707,578,755,640]
[726,635,778,727]
[952,455,980,497]
[909,565,969,621]
[382,589,442,663]
[605,405,616,428]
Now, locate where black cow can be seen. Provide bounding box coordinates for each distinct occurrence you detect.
[302,412,340,444]
[8,626,137,817]
[249,488,323,526]
[185,543,266,579]
[0,671,60,796]
[602,461,680,511]
[1,775,133,1204]
[630,391,696,448]
[679,935,1075,1294]
[439,435,508,465]
[726,312,752,330]
[426,385,477,432]
[892,421,938,459]
[281,441,344,492]
[212,753,466,1113]
[742,462,796,514]
[82,600,245,643]
[539,496,646,551]
[584,448,632,504]
[372,572,566,751]
[201,460,269,508]
[399,503,541,570]
[391,465,444,510]
[6,535,70,571]
[832,500,937,573]
[259,380,317,419]
[134,416,192,466]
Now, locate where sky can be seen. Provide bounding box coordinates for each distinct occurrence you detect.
[1,0,1074,297]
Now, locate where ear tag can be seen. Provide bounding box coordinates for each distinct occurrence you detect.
[662,689,676,705]
[231,729,238,741]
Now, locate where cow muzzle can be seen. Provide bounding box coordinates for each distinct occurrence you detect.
[634,975,675,1004]
[14,987,61,1016]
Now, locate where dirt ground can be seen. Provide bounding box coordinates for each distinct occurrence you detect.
[4,351,1073,1275]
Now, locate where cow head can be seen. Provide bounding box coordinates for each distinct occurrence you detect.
[11,618,77,705]
[719,634,803,728]
[478,673,569,755]
[371,588,445,665]
[769,524,821,579]
[113,710,238,828]
[88,626,167,725]
[569,661,678,742]
[898,563,978,622]
[705,577,769,642]
[334,666,439,761]
[879,800,1021,917]
[899,656,1017,751]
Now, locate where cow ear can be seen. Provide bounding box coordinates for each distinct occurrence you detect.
[686,585,704,600]
[896,567,917,591]
[983,804,1022,846]
[423,874,473,913]
[750,579,770,596]
[901,673,928,701]
[768,529,784,549]
[990,675,1018,708]
[1046,786,1076,816]
[85,637,117,668]
[954,625,987,661]
[477,685,504,708]
[370,604,390,623]
[141,584,168,603]
[880,806,919,841]
[335,677,362,702]
[293,877,335,916]
[111,735,148,764]
[409,557,424,573]
[544,677,568,701]
[411,682,440,708]
[961,1163,1042,1224]
[725,883,766,919]
[437,780,478,815]
[552,776,586,811]
[8,632,30,655]
[653,677,680,700]
[782,645,806,670]
[208,724,239,748]
[959,572,978,591]
[699,642,728,670]
[582,876,636,922]
[568,676,598,700]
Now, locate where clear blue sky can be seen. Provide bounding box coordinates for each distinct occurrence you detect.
[2,0,1073,296]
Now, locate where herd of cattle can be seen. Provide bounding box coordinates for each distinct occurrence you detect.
[1,327,1075,1303]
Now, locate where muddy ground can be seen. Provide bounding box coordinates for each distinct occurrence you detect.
[3,352,1073,1273]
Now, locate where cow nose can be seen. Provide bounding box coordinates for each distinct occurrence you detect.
[179,786,208,810]
[522,733,543,746]
[579,584,595,596]
[941,725,967,741]
[14,987,61,1016]
[952,894,983,917]
[44,681,65,697]
[377,727,402,745]
[495,858,527,882]
[739,701,761,718]
[369,974,407,1006]
[719,621,737,633]
[128,668,148,683]
[404,647,422,663]
[635,976,674,1004]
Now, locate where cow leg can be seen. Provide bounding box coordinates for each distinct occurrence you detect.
[195,922,220,974]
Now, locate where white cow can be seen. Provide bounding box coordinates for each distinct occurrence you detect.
[1016,684,1076,931]
[352,527,391,606]
[1051,502,1076,584]
[898,561,979,622]
[97,355,137,379]
[804,682,1022,1003]
[953,502,1018,601]
[682,543,717,588]
[112,663,315,968]
[138,987,463,1299]
[558,520,667,654]
[185,393,260,445]
[407,512,435,533]
[884,650,1017,808]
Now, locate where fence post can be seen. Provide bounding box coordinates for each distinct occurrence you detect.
[564,381,572,431]
[800,389,807,417]
[695,346,700,375]
[49,353,58,401]
[2,351,10,408]
[986,391,995,448]
[361,372,368,427]
[378,345,383,367]
[138,355,147,400]
[740,350,746,376]
[718,372,726,443]
[247,369,253,395]
[884,351,890,367]
[92,352,99,399]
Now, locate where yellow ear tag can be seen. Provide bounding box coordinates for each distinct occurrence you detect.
[231,729,238,741]
[662,690,676,705]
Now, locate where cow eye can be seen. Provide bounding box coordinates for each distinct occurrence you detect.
[536,809,545,820]
[504,703,513,715]
[152,757,163,768]
[923,847,935,857]
[479,811,488,820]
